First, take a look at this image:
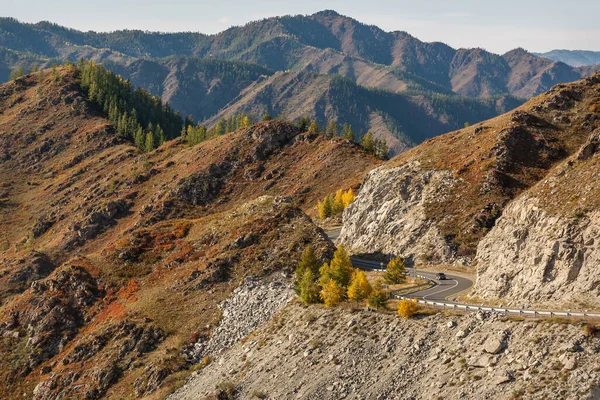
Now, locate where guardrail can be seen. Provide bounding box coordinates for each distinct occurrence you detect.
[394,296,600,319]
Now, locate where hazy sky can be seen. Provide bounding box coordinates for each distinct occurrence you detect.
[3,0,599,54]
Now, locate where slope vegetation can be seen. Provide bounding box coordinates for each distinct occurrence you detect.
[0,69,379,398]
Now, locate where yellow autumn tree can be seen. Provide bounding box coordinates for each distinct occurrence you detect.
[341,188,355,208]
[368,279,388,309]
[333,189,345,214]
[397,298,418,319]
[321,278,344,307]
[328,245,354,288]
[347,269,372,302]
[317,194,334,219]
[383,257,407,285]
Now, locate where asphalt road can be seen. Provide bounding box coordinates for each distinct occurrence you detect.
[349,256,472,301]
[325,227,473,302]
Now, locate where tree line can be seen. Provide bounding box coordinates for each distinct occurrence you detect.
[77,59,183,152]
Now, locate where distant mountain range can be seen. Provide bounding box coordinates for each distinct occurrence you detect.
[1,10,599,153]
[534,49,600,67]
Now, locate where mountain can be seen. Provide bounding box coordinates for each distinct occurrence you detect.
[0,68,381,398]
[340,72,600,309]
[535,49,600,67]
[1,13,599,155]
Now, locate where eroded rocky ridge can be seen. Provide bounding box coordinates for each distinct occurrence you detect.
[338,161,457,263]
[340,73,600,266]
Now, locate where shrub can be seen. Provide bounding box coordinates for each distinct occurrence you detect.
[397,299,418,319]
[368,279,388,309]
[583,323,598,338]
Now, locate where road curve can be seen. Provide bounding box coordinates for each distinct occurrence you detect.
[324,227,473,301]
[325,227,600,318]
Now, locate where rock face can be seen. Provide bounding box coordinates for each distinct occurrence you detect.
[169,305,600,400]
[473,195,600,307]
[338,161,457,263]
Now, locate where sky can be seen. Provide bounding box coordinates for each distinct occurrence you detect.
[3,0,600,54]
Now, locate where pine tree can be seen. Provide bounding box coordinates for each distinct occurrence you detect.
[326,119,338,138]
[328,245,353,288]
[368,279,388,309]
[321,278,344,307]
[333,189,345,215]
[262,110,272,121]
[144,131,154,152]
[308,120,320,134]
[374,138,388,159]
[383,257,406,285]
[341,123,354,141]
[361,131,375,154]
[299,269,321,304]
[295,246,320,294]
[347,269,373,302]
[296,116,311,131]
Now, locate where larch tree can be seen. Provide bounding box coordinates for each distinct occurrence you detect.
[368,279,388,309]
[326,119,338,138]
[295,246,320,294]
[347,269,373,302]
[383,257,407,285]
[341,189,355,208]
[299,269,321,304]
[321,278,344,307]
[328,245,353,288]
[308,120,320,134]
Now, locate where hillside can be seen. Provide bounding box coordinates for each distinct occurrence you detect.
[340,73,600,263]
[206,70,521,153]
[535,49,600,67]
[2,13,600,155]
[0,69,380,398]
[169,303,600,399]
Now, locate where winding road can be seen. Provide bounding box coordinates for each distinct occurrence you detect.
[325,227,600,318]
[325,227,473,302]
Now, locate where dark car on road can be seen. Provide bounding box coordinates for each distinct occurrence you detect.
[436,273,447,280]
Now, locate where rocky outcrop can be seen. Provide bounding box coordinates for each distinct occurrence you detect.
[0,264,101,372]
[338,161,457,263]
[169,304,600,400]
[473,196,600,308]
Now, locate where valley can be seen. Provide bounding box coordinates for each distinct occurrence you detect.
[0,8,599,400]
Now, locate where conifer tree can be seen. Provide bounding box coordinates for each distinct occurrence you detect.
[398,298,418,318]
[368,279,388,309]
[328,245,353,288]
[383,257,406,285]
[361,131,375,154]
[347,269,373,302]
[308,120,320,134]
[333,189,345,215]
[299,269,321,304]
[321,278,344,307]
[144,131,154,153]
[262,110,272,121]
[296,116,311,131]
[326,119,338,138]
[295,246,320,294]
[341,123,354,141]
